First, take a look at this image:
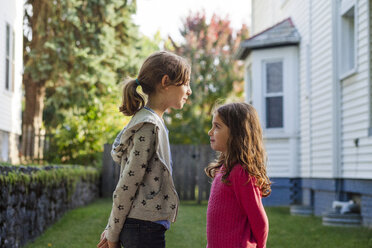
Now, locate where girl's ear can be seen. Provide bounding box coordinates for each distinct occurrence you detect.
[161,75,169,89]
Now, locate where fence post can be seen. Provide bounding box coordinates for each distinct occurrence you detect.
[101,143,118,198]
[197,145,204,204]
[197,145,215,204]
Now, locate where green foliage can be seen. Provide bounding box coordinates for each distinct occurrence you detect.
[44,96,130,165]
[23,0,163,165]
[165,12,249,144]
[0,164,99,198]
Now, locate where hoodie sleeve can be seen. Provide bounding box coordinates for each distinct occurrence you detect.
[105,123,157,242]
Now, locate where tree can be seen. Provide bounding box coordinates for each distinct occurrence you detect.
[166,12,249,144]
[22,0,143,163]
[44,34,162,165]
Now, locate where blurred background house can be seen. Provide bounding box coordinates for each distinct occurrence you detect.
[0,0,23,164]
[236,0,372,227]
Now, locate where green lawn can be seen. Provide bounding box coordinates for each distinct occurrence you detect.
[25,198,372,248]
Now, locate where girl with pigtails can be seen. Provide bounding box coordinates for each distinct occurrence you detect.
[97,51,192,248]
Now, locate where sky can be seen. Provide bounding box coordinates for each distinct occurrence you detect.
[133,0,252,43]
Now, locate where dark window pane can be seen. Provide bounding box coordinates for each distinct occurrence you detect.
[6,24,10,56]
[266,96,283,128]
[266,61,283,93]
[5,59,9,90]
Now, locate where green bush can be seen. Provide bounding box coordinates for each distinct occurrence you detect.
[0,164,99,198]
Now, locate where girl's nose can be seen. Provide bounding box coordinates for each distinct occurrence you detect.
[187,85,192,95]
[187,88,192,96]
[208,129,212,136]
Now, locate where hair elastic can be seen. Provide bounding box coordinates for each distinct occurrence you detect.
[135,78,140,86]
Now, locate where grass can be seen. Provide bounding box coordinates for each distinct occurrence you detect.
[25,198,372,248]
[266,207,372,248]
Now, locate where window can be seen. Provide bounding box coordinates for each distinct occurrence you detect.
[5,23,14,91]
[264,61,284,128]
[340,0,356,76]
[5,24,10,90]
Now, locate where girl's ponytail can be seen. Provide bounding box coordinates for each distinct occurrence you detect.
[119,79,145,116]
[118,51,191,116]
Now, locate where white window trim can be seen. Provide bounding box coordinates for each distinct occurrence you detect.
[339,0,358,80]
[280,0,289,8]
[340,0,355,16]
[245,64,253,104]
[262,59,285,131]
[339,67,357,80]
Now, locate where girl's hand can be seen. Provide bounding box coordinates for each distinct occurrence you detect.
[97,230,120,248]
[100,230,106,240]
[97,236,107,248]
[107,240,120,248]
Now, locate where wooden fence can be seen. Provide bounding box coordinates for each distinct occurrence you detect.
[101,144,217,203]
[20,126,52,163]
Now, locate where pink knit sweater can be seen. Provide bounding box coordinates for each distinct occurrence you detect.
[206,164,269,248]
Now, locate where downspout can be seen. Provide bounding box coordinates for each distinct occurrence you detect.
[368,0,372,136]
[307,0,313,178]
[332,0,342,198]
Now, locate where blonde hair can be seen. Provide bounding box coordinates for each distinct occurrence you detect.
[205,102,272,197]
[119,51,191,116]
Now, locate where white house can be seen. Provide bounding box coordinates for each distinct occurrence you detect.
[0,0,23,164]
[236,0,372,227]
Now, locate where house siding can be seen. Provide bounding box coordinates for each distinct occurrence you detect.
[249,0,372,227]
[265,139,291,177]
[251,0,284,36]
[252,0,335,178]
[308,0,334,178]
[297,2,312,178]
[341,0,372,179]
[0,0,23,163]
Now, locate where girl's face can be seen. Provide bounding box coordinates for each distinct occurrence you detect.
[166,80,192,109]
[208,113,230,154]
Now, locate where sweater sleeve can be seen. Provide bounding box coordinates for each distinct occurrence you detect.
[231,166,269,248]
[105,123,157,242]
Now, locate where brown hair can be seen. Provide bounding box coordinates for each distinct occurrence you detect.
[205,102,272,197]
[119,51,191,116]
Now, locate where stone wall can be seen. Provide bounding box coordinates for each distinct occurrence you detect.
[0,164,99,248]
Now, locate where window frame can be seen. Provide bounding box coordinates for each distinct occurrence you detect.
[263,59,284,130]
[339,0,358,80]
[4,22,14,92]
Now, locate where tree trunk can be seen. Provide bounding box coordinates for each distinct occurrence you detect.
[21,78,46,161]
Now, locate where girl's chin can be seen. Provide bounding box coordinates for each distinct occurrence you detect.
[210,144,225,154]
[210,143,217,151]
[176,102,185,109]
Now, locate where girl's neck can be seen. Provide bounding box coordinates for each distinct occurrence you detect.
[146,97,167,119]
